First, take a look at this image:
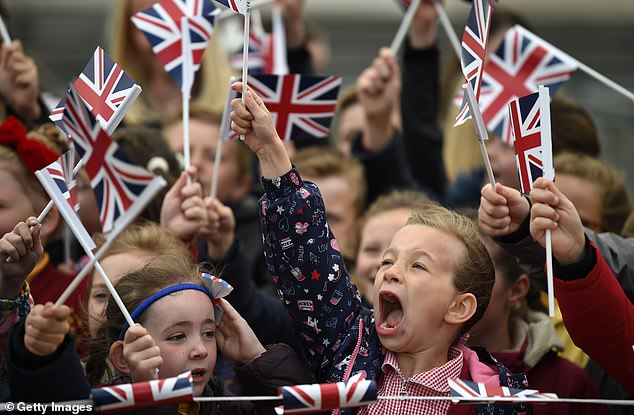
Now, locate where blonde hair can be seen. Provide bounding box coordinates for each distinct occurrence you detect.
[555,152,632,234]
[109,0,235,125]
[407,204,494,336]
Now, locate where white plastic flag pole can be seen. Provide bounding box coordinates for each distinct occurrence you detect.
[239,3,251,141]
[0,16,11,45]
[463,82,495,188]
[390,0,422,54]
[181,17,192,179]
[433,0,461,58]
[538,85,556,317]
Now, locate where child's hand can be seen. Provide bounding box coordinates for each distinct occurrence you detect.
[24,302,70,356]
[0,217,43,299]
[230,82,292,179]
[122,324,163,382]
[160,167,208,242]
[215,299,266,365]
[0,41,41,121]
[478,183,530,237]
[529,177,586,265]
[201,198,236,258]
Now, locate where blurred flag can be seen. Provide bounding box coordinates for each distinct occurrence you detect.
[454,25,578,143]
[62,85,166,235]
[35,151,96,253]
[454,0,493,126]
[92,371,193,413]
[248,74,341,142]
[510,87,553,193]
[449,378,558,400]
[50,47,141,136]
[131,0,219,88]
[280,373,377,414]
[213,0,249,15]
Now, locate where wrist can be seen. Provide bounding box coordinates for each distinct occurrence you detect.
[362,119,394,152]
[257,142,292,179]
[409,26,437,49]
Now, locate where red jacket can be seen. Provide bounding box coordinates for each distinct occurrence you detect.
[555,243,634,393]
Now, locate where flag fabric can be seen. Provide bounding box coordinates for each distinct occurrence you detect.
[131,0,219,88]
[511,87,553,194]
[449,378,558,401]
[49,47,141,136]
[213,0,249,15]
[92,371,193,413]
[61,85,166,235]
[454,25,578,143]
[454,0,493,126]
[280,373,377,414]
[35,152,96,253]
[230,24,273,74]
[248,74,342,142]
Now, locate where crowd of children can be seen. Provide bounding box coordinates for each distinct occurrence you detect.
[0,0,632,413]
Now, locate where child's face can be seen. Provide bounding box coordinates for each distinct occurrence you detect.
[373,225,465,353]
[87,251,154,338]
[355,209,410,305]
[141,289,217,397]
[0,169,37,236]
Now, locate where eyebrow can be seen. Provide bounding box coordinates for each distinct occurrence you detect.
[162,318,215,333]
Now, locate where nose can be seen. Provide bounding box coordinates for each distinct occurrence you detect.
[381,263,403,284]
[190,337,209,360]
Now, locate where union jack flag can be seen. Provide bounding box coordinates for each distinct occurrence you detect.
[131,0,219,89]
[281,373,377,414]
[92,371,194,413]
[213,0,249,15]
[454,0,493,126]
[49,47,141,137]
[35,152,96,253]
[449,378,558,401]
[62,85,166,235]
[511,87,553,194]
[248,74,342,142]
[454,25,578,143]
[231,25,273,74]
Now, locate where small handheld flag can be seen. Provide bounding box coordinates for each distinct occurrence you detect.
[92,371,194,413]
[248,74,342,142]
[449,378,558,401]
[280,373,377,414]
[213,0,249,16]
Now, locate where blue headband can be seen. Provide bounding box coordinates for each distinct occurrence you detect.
[118,283,214,340]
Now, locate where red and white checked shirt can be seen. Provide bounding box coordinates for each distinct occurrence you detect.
[357,346,464,415]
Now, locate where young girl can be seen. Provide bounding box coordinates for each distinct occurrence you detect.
[9,266,312,413]
[230,83,529,414]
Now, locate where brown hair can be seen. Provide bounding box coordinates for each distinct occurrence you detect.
[292,146,367,217]
[555,152,632,233]
[85,265,202,385]
[406,204,494,336]
[551,96,600,157]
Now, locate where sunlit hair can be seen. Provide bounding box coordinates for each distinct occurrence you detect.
[85,265,202,385]
[555,152,632,233]
[109,0,235,125]
[406,204,494,337]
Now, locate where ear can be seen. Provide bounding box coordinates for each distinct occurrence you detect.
[445,293,477,326]
[39,205,61,244]
[108,340,131,375]
[508,274,530,308]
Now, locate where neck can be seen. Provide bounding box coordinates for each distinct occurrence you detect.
[395,343,452,378]
[468,313,513,352]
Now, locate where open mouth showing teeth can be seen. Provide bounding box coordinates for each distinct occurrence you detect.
[191,369,205,379]
[379,292,403,330]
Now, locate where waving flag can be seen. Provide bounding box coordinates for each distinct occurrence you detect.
[248,74,341,142]
[62,85,166,235]
[230,25,273,74]
[50,47,141,137]
[511,87,553,194]
[92,371,193,413]
[281,373,377,414]
[449,378,558,401]
[35,151,96,253]
[131,0,219,88]
[454,0,493,126]
[213,0,249,15]
[454,25,578,143]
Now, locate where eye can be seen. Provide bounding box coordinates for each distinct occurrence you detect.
[91,291,109,301]
[412,262,427,271]
[362,245,381,255]
[202,330,215,340]
[167,333,186,341]
[379,258,393,268]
